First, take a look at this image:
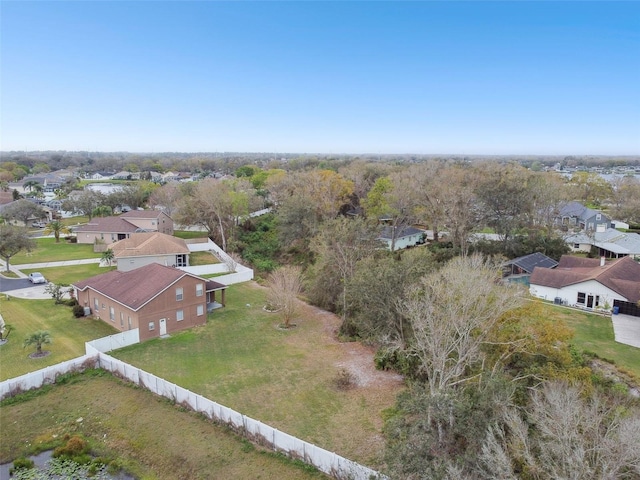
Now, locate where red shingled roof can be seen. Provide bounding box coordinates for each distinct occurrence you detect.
[530,255,640,302]
[73,263,190,310]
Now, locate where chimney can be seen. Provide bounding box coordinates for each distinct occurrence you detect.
[600,256,606,267]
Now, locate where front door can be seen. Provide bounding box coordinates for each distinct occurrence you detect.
[159,318,167,336]
[587,295,594,308]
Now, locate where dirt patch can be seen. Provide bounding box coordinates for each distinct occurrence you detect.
[28,350,51,359]
[305,304,404,389]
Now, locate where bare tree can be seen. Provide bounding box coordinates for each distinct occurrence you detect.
[481,381,640,480]
[267,265,303,328]
[401,254,524,394]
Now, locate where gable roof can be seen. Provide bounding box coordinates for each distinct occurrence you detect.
[530,255,640,302]
[504,252,558,274]
[565,228,640,255]
[75,216,139,234]
[559,201,608,222]
[73,263,199,310]
[110,232,189,258]
[120,209,167,220]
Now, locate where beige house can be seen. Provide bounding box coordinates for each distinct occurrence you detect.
[110,232,190,271]
[75,210,174,245]
[120,210,173,235]
[73,263,226,342]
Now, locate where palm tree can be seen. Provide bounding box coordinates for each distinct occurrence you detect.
[23,331,52,355]
[23,180,40,193]
[101,248,115,266]
[43,220,71,243]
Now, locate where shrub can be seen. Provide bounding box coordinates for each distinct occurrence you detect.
[10,457,35,474]
[53,435,89,458]
[72,304,86,318]
[331,368,357,391]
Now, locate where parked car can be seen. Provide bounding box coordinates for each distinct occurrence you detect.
[31,221,47,228]
[28,272,47,284]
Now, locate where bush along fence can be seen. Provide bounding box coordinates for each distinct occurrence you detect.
[1,333,386,480]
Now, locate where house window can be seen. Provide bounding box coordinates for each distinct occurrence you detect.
[577,292,586,304]
[176,287,183,301]
[176,254,187,267]
[102,303,106,310]
[120,312,124,327]
[149,321,155,331]
[596,214,602,221]
[196,283,203,297]
[595,295,600,307]
[176,310,184,321]
[109,307,115,321]
[94,298,99,311]
[152,220,156,225]
[573,243,580,249]
[128,317,132,329]
[197,305,204,316]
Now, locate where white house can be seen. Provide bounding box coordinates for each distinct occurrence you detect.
[529,255,640,314]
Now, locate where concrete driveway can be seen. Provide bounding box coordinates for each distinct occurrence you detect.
[612,313,640,349]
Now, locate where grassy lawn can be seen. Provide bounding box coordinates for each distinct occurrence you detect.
[0,373,326,479]
[21,264,115,285]
[112,282,401,468]
[0,298,118,380]
[174,230,209,240]
[537,302,640,380]
[12,238,101,265]
[189,250,219,266]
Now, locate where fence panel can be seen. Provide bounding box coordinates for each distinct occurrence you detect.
[304,443,337,477]
[244,417,275,448]
[273,429,307,457]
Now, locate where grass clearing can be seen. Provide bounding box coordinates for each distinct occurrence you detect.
[189,250,220,266]
[0,298,118,380]
[536,302,640,380]
[12,238,101,265]
[174,230,209,240]
[0,372,327,479]
[113,282,402,468]
[20,264,115,285]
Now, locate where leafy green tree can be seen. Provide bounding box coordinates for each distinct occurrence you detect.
[0,225,35,272]
[23,330,52,355]
[2,199,45,226]
[43,220,71,243]
[44,283,67,304]
[91,205,113,217]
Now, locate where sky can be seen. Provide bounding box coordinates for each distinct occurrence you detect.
[1,1,639,155]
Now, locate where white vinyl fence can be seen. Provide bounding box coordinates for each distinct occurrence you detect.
[181,239,254,285]
[0,354,98,400]
[0,335,386,479]
[96,351,384,480]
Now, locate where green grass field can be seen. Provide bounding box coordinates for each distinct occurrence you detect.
[112,282,398,467]
[174,230,209,240]
[536,302,640,380]
[11,238,101,265]
[188,250,220,265]
[0,298,118,380]
[20,264,115,286]
[0,373,327,479]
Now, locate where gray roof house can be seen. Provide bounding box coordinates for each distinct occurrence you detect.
[557,201,610,232]
[565,228,640,260]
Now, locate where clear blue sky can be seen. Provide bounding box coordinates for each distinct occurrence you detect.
[1,1,639,155]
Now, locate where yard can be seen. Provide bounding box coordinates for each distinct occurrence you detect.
[537,302,640,380]
[112,282,403,469]
[21,264,115,286]
[11,238,101,265]
[0,298,118,380]
[0,373,326,479]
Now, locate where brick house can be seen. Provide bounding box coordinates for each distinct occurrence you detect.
[73,263,226,341]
